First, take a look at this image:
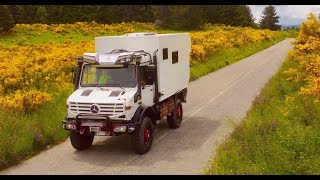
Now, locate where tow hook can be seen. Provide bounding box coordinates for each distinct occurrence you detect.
[80,129,85,134]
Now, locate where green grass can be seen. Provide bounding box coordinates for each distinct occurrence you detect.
[0,29,296,171]
[203,55,320,174]
[190,31,294,81]
[0,91,70,170]
[0,29,186,46]
[0,31,90,46]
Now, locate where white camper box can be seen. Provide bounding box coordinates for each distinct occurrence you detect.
[95,33,191,103]
[62,33,191,154]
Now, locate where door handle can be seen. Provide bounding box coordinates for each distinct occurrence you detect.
[150,89,153,91]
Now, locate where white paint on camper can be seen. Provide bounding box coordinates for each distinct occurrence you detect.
[95,33,191,103]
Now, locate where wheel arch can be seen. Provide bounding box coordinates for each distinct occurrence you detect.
[131,105,157,126]
[176,88,187,103]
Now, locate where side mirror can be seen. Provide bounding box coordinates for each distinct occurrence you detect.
[72,67,76,84]
[145,65,155,85]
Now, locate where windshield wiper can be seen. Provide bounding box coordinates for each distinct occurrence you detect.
[105,83,125,91]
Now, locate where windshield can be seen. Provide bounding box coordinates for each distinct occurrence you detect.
[80,64,137,88]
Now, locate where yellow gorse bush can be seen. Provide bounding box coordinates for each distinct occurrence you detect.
[14,21,156,36]
[284,13,320,101]
[0,41,94,112]
[0,22,280,112]
[189,24,277,63]
[0,90,51,112]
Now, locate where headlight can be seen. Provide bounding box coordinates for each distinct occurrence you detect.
[115,55,142,65]
[115,55,133,64]
[113,126,127,132]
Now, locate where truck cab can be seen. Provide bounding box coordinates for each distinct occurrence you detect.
[62,33,191,154]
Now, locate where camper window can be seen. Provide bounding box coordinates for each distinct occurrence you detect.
[172,51,178,64]
[163,48,168,60]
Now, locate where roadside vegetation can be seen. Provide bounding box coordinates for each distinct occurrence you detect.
[0,22,296,170]
[203,13,320,175]
[0,4,297,170]
[0,22,293,113]
[190,30,295,80]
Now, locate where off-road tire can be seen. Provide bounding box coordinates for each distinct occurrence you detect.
[70,131,94,150]
[132,117,154,154]
[167,99,183,129]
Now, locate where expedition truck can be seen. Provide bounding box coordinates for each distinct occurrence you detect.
[62,33,191,154]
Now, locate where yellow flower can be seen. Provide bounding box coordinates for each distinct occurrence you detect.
[0,22,282,112]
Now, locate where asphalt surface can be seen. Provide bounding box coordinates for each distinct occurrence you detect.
[1,38,294,175]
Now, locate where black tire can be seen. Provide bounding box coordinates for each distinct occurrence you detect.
[132,117,154,154]
[70,131,94,150]
[167,99,183,129]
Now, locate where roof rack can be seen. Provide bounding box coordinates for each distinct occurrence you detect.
[110,49,128,53]
[124,32,157,37]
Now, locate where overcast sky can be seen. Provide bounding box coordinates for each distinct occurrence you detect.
[248,5,320,26]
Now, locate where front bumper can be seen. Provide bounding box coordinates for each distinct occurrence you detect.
[62,114,135,136]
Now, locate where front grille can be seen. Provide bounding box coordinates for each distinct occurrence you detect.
[69,102,124,117]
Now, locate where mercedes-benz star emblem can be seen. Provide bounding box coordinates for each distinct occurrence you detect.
[90,105,99,113]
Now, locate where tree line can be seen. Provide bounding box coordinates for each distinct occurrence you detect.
[282,26,300,31]
[0,5,281,33]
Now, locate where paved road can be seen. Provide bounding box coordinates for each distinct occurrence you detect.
[1,38,294,175]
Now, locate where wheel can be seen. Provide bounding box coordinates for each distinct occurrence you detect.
[70,130,94,150]
[167,99,183,129]
[132,117,154,154]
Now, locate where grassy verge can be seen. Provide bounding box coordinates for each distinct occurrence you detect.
[0,91,70,171]
[0,30,296,171]
[0,29,186,46]
[0,31,92,46]
[190,31,296,81]
[203,55,320,174]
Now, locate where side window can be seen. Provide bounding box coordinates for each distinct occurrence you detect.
[163,48,168,60]
[140,66,147,86]
[172,51,178,64]
[82,65,97,84]
[140,66,153,86]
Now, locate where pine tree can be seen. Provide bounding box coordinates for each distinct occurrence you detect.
[259,5,281,30]
[7,5,19,24]
[118,5,154,23]
[16,5,37,24]
[0,5,15,33]
[181,5,205,29]
[97,5,122,23]
[162,5,205,30]
[35,6,48,23]
[236,5,256,27]
[154,5,169,28]
[205,5,255,28]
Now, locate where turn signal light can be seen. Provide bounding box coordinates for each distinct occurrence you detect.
[125,106,131,110]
